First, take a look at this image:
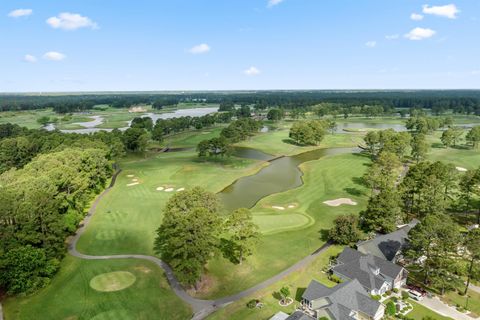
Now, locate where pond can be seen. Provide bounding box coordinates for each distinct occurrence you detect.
[45,107,219,134]
[218,147,360,211]
[335,122,406,132]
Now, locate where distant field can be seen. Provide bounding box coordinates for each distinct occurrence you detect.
[3,256,191,320]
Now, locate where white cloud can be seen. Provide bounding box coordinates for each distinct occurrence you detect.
[365,41,377,48]
[410,13,424,21]
[188,43,211,54]
[267,0,284,8]
[385,34,400,40]
[46,12,98,30]
[43,51,66,61]
[422,4,460,19]
[8,8,32,18]
[244,66,260,76]
[404,27,436,40]
[23,54,37,63]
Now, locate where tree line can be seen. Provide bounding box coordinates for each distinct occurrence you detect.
[329,122,480,296]
[2,90,480,115]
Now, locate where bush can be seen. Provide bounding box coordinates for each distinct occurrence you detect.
[401,291,410,300]
[386,301,396,316]
[246,299,258,309]
[329,274,342,283]
[371,295,381,301]
[393,288,399,293]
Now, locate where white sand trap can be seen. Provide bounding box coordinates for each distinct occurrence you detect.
[456,167,468,172]
[165,188,174,192]
[127,182,139,187]
[127,175,134,178]
[156,187,164,191]
[287,204,296,209]
[132,178,138,182]
[323,198,357,207]
[272,206,285,210]
[176,188,185,192]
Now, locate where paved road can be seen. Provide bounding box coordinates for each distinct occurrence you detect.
[68,169,332,320]
[417,296,478,320]
[467,282,480,295]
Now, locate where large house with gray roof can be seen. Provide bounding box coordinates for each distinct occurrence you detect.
[331,247,408,295]
[300,278,385,320]
[356,219,419,262]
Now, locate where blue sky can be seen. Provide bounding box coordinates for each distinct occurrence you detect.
[1,0,479,92]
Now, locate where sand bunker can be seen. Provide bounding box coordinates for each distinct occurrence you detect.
[127,182,139,187]
[165,188,174,192]
[156,186,164,191]
[132,178,138,182]
[456,167,468,172]
[288,204,296,209]
[127,174,134,178]
[272,206,285,210]
[177,188,185,192]
[323,198,357,207]
[90,271,136,292]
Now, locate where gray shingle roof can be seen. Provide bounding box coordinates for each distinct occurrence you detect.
[285,311,316,320]
[332,247,404,292]
[356,219,419,261]
[302,279,382,319]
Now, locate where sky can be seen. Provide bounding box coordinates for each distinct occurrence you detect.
[1,0,479,92]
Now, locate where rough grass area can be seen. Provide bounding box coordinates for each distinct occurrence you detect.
[208,246,342,320]
[408,300,453,320]
[3,256,191,320]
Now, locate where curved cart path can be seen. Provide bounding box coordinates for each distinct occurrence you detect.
[68,169,331,319]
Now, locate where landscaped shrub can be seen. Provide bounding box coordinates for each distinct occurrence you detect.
[329,274,342,283]
[393,288,399,293]
[246,299,258,309]
[371,295,381,301]
[401,291,409,300]
[386,301,396,316]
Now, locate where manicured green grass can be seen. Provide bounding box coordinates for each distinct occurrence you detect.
[236,127,363,156]
[3,256,191,320]
[443,290,480,317]
[207,246,342,320]
[0,109,57,129]
[76,151,266,255]
[198,152,370,299]
[408,300,453,320]
[427,131,480,170]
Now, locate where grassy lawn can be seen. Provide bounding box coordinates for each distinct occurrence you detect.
[197,152,370,298]
[427,131,480,170]
[3,256,191,320]
[207,245,343,320]
[76,151,266,255]
[235,126,363,156]
[408,300,453,320]
[443,290,480,317]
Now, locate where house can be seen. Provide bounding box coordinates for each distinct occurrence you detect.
[300,278,385,320]
[285,311,316,320]
[269,311,290,320]
[356,219,419,262]
[331,247,408,295]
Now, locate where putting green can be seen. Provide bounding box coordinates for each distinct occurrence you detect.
[253,213,313,234]
[90,309,134,320]
[90,271,136,292]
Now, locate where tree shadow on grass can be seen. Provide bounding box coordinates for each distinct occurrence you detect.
[295,287,306,302]
[344,187,364,197]
[352,176,368,188]
[282,138,305,146]
[272,291,282,301]
[319,229,330,242]
[431,142,444,149]
[219,238,240,265]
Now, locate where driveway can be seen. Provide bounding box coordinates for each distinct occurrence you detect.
[417,295,478,320]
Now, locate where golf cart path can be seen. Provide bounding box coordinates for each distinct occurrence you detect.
[68,169,331,320]
[468,282,480,295]
[417,295,478,320]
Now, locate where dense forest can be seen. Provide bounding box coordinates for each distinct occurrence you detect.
[1,90,480,114]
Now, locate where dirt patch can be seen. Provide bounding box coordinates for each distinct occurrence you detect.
[323,198,357,207]
[187,274,219,297]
